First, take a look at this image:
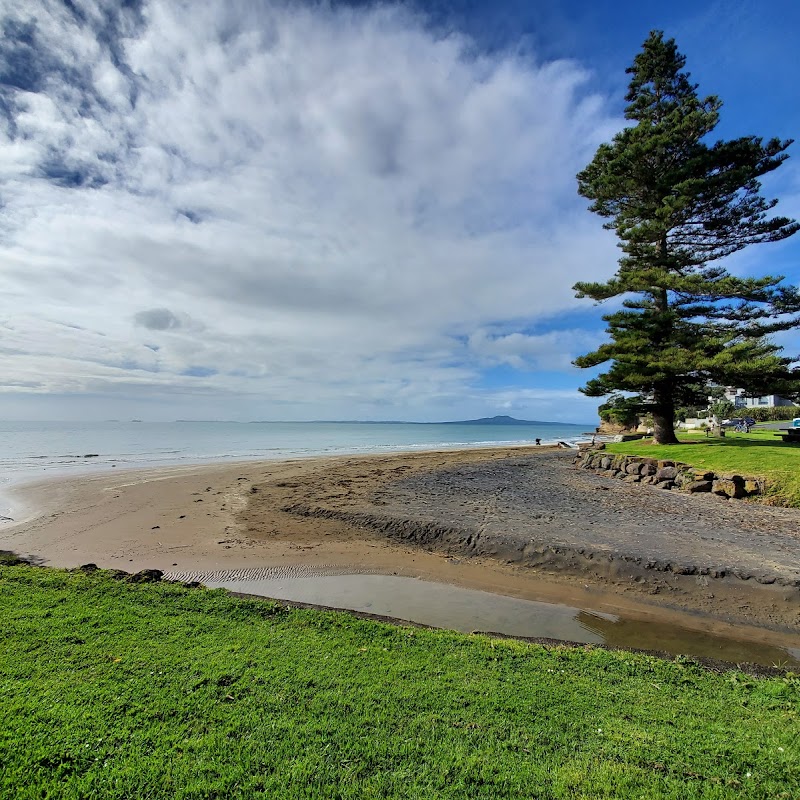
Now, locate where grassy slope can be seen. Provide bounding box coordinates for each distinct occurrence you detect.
[2,566,799,799]
[604,430,800,506]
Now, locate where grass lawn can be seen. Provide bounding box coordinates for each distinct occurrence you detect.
[603,429,800,507]
[2,564,799,799]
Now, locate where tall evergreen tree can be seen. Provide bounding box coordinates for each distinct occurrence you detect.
[574,31,800,444]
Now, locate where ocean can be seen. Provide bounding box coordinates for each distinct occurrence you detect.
[0,419,592,487]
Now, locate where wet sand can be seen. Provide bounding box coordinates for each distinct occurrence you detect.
[1,446,799,649]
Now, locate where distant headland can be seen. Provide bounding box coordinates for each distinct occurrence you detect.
[438,415,568,426]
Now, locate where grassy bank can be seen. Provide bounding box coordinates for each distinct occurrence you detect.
[2,565,799,799]
[604,430,800,506]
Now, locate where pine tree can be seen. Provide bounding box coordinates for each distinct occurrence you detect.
[574,31,800,444]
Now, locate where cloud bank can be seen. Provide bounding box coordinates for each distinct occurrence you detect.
[0,0,620,420]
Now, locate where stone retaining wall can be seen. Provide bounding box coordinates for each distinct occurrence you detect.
[573,449,766,500]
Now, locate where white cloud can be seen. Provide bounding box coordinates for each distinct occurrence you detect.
[0,0,620,420]
[481,387,601,423]
[467,328,604,370]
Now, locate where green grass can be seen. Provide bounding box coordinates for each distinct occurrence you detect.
[2,565,799,799]
[604,429,800,506]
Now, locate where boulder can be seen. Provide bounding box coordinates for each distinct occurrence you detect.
[673,470,695,488]
[574,452,764,501]
[0,551,30,566]
[721,473,745,482]
[128,569,164,583]
[655,466,678,482]
[712,477,746,499]
[743,478,763,495]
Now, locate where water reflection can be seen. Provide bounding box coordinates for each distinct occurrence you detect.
[205,574,800,668]
[575,612,799,667]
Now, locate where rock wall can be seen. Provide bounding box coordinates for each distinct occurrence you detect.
[574,450,765,500]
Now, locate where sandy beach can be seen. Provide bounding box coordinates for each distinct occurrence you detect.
[2,445,800,649]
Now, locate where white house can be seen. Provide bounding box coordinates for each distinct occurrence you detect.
[722,388,794,408]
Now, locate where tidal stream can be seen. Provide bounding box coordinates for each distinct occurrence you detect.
[196,572,800,669]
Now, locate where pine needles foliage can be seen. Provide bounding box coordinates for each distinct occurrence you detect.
[574,31,800,443]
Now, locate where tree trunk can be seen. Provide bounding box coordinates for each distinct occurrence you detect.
[651,409,679,444]
[651,382,679,444]
[649,273,680,445]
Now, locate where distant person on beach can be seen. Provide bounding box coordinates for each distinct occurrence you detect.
[535,438,541,446]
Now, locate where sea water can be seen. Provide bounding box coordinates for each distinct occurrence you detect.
[0,419,591,520]
[0,419,591,484]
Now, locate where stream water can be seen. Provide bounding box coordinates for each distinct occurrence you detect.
[200,573,800,669]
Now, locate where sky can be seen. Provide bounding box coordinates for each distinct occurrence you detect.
[1,0,798,423]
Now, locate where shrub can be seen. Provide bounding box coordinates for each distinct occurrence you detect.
[742,406,800,422]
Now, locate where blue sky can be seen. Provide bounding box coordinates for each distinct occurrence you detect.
[0,0,798,422]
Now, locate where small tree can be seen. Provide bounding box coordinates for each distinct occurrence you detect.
[708,400,735,427]
[574,31,800,444]
[597,393,640,429]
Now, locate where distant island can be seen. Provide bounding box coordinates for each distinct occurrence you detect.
[245,416,589,426]
[439,415,570,426]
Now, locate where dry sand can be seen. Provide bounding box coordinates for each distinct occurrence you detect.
[2,446,799,649]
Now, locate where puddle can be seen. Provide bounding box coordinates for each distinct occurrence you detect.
[203,573,800,668]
